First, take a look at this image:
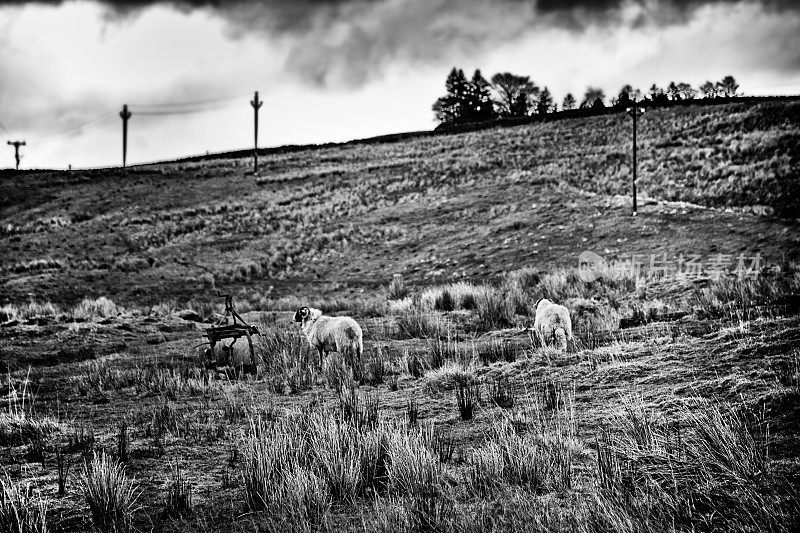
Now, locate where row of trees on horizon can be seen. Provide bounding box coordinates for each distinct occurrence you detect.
[432,68,741,126]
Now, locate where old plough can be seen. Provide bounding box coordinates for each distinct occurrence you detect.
[197,294,260,375]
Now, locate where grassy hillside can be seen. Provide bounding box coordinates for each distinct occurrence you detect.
[0,100,798,310]
[0,99,799,533]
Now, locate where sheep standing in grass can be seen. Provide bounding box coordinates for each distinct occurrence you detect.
[533,298,574,351]
[294,306,363,373]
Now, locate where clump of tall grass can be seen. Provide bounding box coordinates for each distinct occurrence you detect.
[468,399,576,495]
[0,412,61,447]
[1,371,62,446]
[694,270,800,320]
[539,267,636,305]
[282,468,331,526]
[338,388,379,430]
[423,361,477,394]
[385,426,442,496]
[71,297,120,320]
[476,339,519,365]
[0,304,17,323]
[387,274,409,300]
[403,351,426,378]
[456,383,478,421]
[56,445,71,497]
[488,377,515,409]
[531,376,566,412]
[364,347,388,386]
[1,473,49,533]
[255,327,311,373]
[567,298,620,342]
[8,301,59,322]
[75,359,220,398]
[420,282,491,311]
[240,413,443,519]
[395,307,442,339]
[505,267,540,291]
[81,452,141,533]
[257,295,387,317]
[500,276,534,316]
[594,397,799,532]
[323,353,356,392]
[255,327,318,392]
[163,459,192,518]
[427,336,468,369]
[475,288,515,331]
[368,493,455,533]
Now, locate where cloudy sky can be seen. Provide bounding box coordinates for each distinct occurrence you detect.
[0,0,798,169]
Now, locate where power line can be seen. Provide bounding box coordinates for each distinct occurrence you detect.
[130,92,248,110]
[133,104,235,116]
[36,112,118,141]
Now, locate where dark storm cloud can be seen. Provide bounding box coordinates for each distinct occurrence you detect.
[2,0,799,87]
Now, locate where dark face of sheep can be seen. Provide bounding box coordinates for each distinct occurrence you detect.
[293,307,309,323]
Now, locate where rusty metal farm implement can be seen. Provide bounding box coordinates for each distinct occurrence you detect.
[197,294,260,375]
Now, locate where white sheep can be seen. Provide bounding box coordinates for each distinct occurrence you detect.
[533,298,574,351]
[293,306,363,370]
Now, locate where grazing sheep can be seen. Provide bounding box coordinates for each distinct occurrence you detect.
[293,306,363,371]
[533,298,574,351]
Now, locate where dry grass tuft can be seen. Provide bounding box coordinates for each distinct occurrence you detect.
[593,397,799,532]
[72,296,120,320]
[423,361,477,394]
[1,473,49,533]
[81,452,141,533]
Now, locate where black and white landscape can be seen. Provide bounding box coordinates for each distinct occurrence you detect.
[1,1,799,532]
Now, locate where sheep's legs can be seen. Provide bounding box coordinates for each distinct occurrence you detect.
[537,329,547,349]
[317,348,325,368]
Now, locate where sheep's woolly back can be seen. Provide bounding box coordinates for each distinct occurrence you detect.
[534,298,573,351]
[299,307,363,361]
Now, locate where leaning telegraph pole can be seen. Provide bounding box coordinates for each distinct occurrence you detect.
[626,99,645,217]
[120,104,132,169]
[6,140,26,171]
[250,91,263,175]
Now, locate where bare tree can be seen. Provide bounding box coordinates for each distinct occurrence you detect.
[491,72,539,117]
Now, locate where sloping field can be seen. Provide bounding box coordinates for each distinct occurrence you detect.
[0,100,798,309]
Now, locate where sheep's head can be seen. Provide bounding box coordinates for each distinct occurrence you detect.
[293,307,310,323]
[293,307,322,324]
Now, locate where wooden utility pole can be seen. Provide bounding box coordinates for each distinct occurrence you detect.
[250,91,263,175]
[120,104,132,168]
[626,100,645,217]
[6,140,26,171]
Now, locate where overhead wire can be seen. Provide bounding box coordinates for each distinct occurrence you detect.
[5,90,259,166]
[34,111,119,141]
[133,103,237,116]
[129,92,249,109]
